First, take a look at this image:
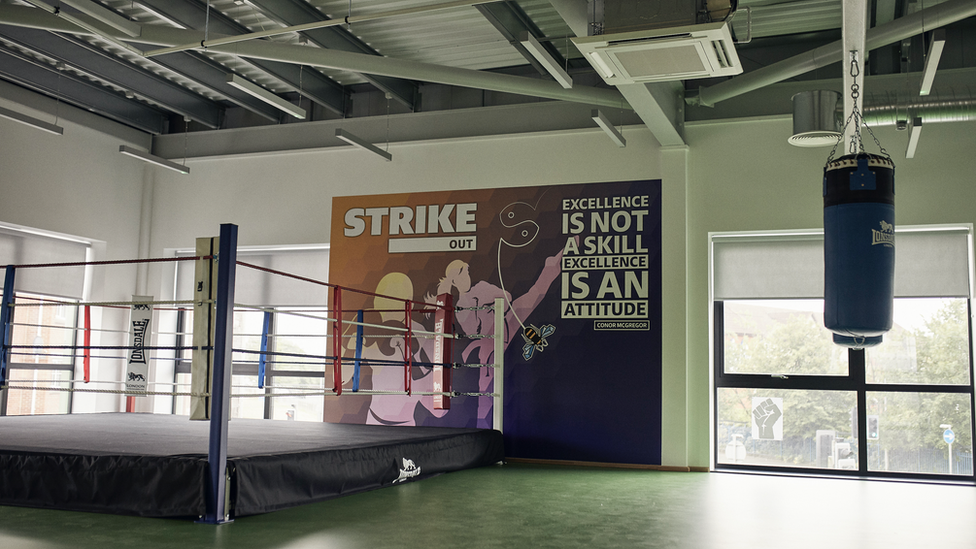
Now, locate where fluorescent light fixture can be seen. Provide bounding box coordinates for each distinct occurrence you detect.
[335,129,392,161]
[519,32,572,89]
[919,29,946,96]
[0,105,63,135]
[591,110,626,148]
[586,51,615,79]
[119,145,190,174]
[226,74,306,119]
[906,117,922,159]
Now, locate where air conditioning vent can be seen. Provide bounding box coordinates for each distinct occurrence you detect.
[573,22,742,85]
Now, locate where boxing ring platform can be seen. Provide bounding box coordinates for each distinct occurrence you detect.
[0,413,504,518]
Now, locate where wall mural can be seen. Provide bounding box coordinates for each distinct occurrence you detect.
[328,180,662,464]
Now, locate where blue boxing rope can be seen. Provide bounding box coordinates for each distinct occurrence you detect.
[258,310,272,389]
[353,309,363,392]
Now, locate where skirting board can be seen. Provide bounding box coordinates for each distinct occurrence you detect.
[505,457,709,473]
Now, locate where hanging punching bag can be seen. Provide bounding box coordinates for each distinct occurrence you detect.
[823,153,895,348]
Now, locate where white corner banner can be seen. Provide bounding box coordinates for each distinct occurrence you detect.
[125,296,154,395]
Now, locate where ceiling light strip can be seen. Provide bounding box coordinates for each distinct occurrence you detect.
[335,129,392,161]
[591,110,626,148]
[119,145,190,174]
[919,29,946,96]
[226,74,306,119]
[519,32,572,89]
[144,0,496,58]
[0,105,63,135]
[905,117,922,159]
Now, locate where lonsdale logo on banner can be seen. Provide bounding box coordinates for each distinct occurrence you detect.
[125,296,153,395]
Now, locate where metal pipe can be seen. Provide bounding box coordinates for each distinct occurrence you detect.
[863,95,976,126]
[694,0,976,107]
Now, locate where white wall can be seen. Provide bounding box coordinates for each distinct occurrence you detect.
[0,96,151,412]
[148,128,666,249]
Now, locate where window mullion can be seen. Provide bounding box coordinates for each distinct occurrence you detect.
[851,349,869,474]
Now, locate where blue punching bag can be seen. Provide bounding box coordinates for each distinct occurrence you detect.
[823,153,895,348]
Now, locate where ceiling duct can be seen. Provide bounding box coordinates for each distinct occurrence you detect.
[862,94,976,127]
[573,0,742,85]
[789,90,841,148]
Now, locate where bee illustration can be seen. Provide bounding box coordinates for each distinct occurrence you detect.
[521,324,555,361]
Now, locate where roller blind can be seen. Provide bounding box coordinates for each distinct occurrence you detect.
[0,225,89,299]
[712,226,972,300]
[177,246,330,307]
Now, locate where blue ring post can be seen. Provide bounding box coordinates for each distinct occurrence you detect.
[352,309,363,392]
[201,224,238,524]
[0,266,16,389]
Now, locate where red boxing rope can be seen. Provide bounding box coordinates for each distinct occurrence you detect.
[237,261,444,317]
[332,286,342,396]
[83,305,91,383]
[1,255,210,270]
[404,301,413,396]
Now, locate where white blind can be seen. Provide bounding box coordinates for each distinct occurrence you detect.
[177,246,330,307]
[712,226,972,300]
[0,225,89,299]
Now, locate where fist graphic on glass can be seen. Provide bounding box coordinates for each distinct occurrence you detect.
[752,398,782,440]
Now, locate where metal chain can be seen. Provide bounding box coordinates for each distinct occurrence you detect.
[826,52,891,164]
[848,53,863,156]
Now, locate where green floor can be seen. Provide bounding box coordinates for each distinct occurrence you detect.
[2,463,975,549]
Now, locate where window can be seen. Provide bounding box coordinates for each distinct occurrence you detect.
[170,245,330,421]
[712,227,975,479]
[0,223,90,416]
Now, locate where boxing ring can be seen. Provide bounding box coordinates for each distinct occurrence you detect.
[0,224,505,521]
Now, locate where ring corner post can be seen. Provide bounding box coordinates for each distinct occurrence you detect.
[493,297,504,434]
[0,266,16,411]
[201,223,238,525]
[432,294,453,410]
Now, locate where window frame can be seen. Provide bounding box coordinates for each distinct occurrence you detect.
[714,299,976,481]
[1,292,79,416]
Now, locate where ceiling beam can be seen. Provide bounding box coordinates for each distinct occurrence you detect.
[243,0,418,111]
[153,101,640,159]
[57,0,141,37]
[0,3,289,121]
[616,82,684,147]
[545,0,589,38]
[0,46,166,133]
[0,7,628,110]
[0,26,223,128]
[134,0,347,115]
[140,49,284,122]
[475,1,569,80]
